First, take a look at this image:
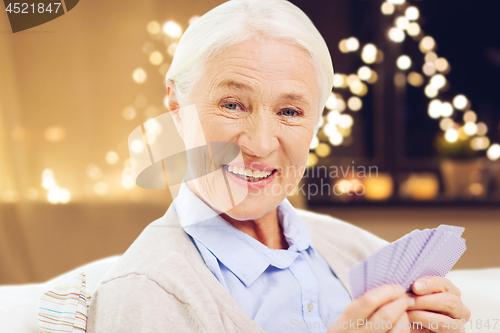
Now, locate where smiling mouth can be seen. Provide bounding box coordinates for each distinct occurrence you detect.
[223,165,277,182]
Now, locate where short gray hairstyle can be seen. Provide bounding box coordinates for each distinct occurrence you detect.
[165,0,333,129]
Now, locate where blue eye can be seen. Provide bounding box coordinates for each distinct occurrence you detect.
[223,103,241,110]
[281,109,299,117]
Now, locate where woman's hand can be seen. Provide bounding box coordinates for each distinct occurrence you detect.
[407,276,471,333]
[328,284,413,333]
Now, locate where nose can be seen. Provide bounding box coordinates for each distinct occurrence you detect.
[237,110,279,157]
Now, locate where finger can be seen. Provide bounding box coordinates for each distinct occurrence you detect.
[407,293,465,319]
[365,295,410,332]
[411,277,461,297]
[345,284,406,321]
[387,312,410,333]
[407,310,466,333]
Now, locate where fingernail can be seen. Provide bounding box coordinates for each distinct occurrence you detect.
[407,296,415,307]
[414,280,426,291]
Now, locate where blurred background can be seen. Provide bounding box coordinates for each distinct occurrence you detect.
[0,0,499,284]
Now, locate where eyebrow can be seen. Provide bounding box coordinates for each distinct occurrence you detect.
[215,79,311,107]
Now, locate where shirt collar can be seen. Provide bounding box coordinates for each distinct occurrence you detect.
[173,182,314,286]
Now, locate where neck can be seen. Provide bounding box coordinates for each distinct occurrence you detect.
[221,208,289,250]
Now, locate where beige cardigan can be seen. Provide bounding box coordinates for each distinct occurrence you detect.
[87,203,387,332]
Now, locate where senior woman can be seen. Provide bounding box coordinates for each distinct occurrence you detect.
[88,0,470,332]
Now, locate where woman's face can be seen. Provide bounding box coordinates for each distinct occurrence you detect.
[174,37,322,221]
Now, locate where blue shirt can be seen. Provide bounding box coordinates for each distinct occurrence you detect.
[173,183,351,333]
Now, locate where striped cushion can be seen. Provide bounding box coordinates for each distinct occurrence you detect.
[38,272,87,333]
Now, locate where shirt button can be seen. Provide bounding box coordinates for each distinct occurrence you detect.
[307,302,313,312]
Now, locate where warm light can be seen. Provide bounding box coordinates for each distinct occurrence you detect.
[144,118,162,139]
[405,6,419,20]
[463,110,477,123]
[407,22,421,36]
[146,21,160,34]
[396,55,412,70]
[435,58,449,72]
[306,153,318,167]
[420,36,436,52]
[333,74,345,88]
[323,123,338,137]
[428,100,442,118]
[388,0,405,4]
[339,114,354,128]
[325,93,338,110]
[487,144,500,161]
[122,106,136,120]
[189,16,199,25]
[47,190,59,204]
[121,167,136,189]
[149,51,163,65]
[163,21,182,38]
[346,37,360,52]
[470,183,484,196]
[315,143,331,157]
[430,74,446,90]
[395,16,409,30]
[388,27,405,43]
[439,118,454,131]
[361,44,377,64]
[94,182,109,196]
[357,66,372,81]
[106,151,119,165]
[425,52,438,63]
[476,122,488,136]
[333,98,346,112]
[363,173,394,201]
[463,122,478,136]
[347,97,363,111]
[470,136,490,151]
[121,178,135,190]
[338,39,349,53]
[424,85,438,98]
[381,2,395,15]
[44,126,66,142]
[132,68,147,84]
[59,189,71,204]
[310,136,319,149]
[422,62,436,76]
[86,164,103,180]
[440,102,453,118]
[131,139,145,153]
[453,95,468,110]
[407,72,423,87]
[445,129,459,143]
[167,43,178,57]
[349,80,366,96]
[366,71,378,84]
[327,110,341,124]
[329,132,343,146]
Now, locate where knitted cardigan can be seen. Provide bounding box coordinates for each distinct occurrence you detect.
[87,204,387,332]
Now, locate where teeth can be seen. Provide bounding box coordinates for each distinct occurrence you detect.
[225,166,273,179]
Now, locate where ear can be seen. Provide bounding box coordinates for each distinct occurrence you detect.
[166,79,184,139]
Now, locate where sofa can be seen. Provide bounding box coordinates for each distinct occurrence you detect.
[0,256,499,333]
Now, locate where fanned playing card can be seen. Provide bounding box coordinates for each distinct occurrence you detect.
[349,225,466,299]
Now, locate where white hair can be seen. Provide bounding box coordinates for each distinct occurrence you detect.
[165,0,334,130]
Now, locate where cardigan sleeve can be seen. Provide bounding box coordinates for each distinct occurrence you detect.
[87,273,206,333]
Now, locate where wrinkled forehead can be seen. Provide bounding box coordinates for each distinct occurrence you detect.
[199,38,322,106]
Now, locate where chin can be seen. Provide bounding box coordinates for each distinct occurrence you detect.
[224,195,282,221]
